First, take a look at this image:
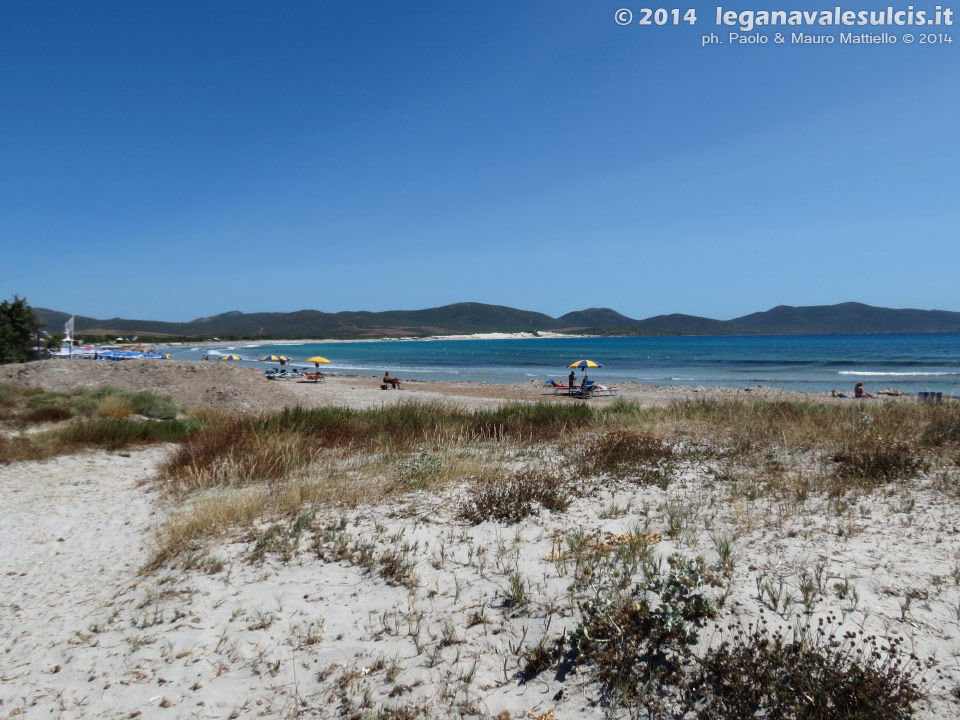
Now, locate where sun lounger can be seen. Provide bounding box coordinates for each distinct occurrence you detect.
[570,381,598,397]
[265,369,300,380]
[301,371,325,383]
[570,381,619,398]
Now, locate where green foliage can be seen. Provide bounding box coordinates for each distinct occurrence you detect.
[394,447,443,487]
[126,391,178,420]
[14,386,178,421]
[0,296,42,364]
[43,333,64,352]
[563,553,720,702]
[55,417,202,450]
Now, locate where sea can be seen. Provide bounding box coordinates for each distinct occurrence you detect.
[165,333,960,396]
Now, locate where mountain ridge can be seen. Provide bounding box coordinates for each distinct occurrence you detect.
[33,301,960,339]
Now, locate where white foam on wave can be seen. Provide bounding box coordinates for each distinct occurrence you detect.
[838,370,956,376]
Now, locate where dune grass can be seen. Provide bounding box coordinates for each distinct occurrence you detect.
[146,397,960,571]
[54,417,202,451]
[0,384,188,459]
[158,400,601,491]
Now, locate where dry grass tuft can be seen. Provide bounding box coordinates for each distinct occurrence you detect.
[460,470,572,524]
[831,437,928,490]
[0,434,46,464]
[19,406,73,424]
[568,431,676,487]
[94,395,136,418]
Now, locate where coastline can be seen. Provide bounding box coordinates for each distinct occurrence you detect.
[2,359,923,413]
[154,330,587,348]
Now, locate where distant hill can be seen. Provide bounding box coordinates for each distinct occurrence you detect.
[35,302,568,339]
[633,314,735,335]
[559,308,643,328]
[34,301,960,340]
[728,302,960,334]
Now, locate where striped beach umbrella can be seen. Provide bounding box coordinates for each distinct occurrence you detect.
[568,359,602,370]
[260,355,296,362]
[220,355,243,361]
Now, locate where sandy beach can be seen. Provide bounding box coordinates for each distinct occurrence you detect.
[2,360,959,719]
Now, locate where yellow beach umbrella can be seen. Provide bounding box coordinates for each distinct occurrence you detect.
[306,355,331,368]
[220,355,243,361]
[568,360,602,369]
[260,355,296,362]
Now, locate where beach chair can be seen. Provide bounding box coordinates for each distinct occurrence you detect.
[545,380,573,395]
[574,381,598,398]
[595,384,619,396]
[302,371,325,383]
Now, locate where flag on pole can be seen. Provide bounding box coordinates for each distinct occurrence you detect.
[64,316,75,335]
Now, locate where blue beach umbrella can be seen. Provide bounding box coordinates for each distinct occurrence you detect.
[568,360,602,370]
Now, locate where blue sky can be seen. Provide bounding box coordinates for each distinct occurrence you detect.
[1,1,957,322]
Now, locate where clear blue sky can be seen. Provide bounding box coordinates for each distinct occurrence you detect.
[2,1,957,322]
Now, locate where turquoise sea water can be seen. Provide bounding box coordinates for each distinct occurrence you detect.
[167,333,960,396]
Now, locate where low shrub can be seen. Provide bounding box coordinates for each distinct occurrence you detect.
[0,434,45,463]
[95,395,136,418]
[922,406,960,447]
[20,406,73,424]
[127,391,178,420]
[569,431,675,486]
[831,437,927,489]
[694,615,930,720]
[394,447,443,488]
[460,470,572,524]
[566,554,719,699]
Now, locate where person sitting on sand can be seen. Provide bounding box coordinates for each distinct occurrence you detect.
[383,372,402,390]
[854,382,874,399]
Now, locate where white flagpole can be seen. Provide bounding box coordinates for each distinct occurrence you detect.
[65,316,74,359]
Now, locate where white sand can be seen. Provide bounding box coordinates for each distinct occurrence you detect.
[2,363,959,718]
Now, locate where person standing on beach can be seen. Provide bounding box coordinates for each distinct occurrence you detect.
[568,370,576,389]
